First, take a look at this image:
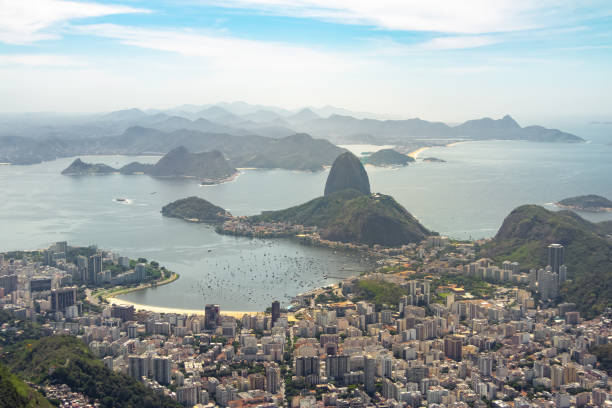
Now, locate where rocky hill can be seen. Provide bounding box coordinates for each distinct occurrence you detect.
[557,194,612,212]
[234,133,345,171]
[161,196,231,224]
[324,152,371,196]
[251,188,431,247]
[61,158,116,175]
[165,150,432,246]
[482,205,612,317]
[149,146,236,181]
[366,149,414,166]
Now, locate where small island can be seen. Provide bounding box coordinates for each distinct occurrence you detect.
[422,157,446,163]
[61,158,117,175]
[557,194,612,213]
[161,196,232,224]
[365,148,415,167]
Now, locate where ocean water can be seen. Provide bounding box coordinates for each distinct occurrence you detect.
[368,140,612,239]
[0,155,369,311]
[0,135,611,310]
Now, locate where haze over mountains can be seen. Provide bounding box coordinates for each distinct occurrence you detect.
[0,102,584,166]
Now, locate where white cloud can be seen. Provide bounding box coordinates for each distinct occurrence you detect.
[0,0,148,44]
[0,54,83,66]
[419,36,500,50]
[199,0,612,34]
[74,23,354,73]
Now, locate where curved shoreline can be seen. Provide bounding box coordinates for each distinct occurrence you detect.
[93,272,179,305]
[105,296,260,318]
[104,271,257,317]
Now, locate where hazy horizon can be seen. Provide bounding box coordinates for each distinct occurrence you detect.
[1,1,611,123]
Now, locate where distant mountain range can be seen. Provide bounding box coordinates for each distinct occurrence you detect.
[0,102,584,166]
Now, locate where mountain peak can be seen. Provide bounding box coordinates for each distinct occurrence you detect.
[289,108,320,122]
[501,114,520,128]
[324,151,371,196]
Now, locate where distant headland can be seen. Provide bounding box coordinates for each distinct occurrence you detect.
[556,194,612,213]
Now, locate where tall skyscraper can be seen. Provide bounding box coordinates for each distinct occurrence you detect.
[364,354,376,394]
[559,265,568,283]
[478,354,492,377]
[50,287,77,312]
[128,355,149,381]
[55,241,68,255]
[548,244,565,273]
[205,304,220,330]
[295,356,319,377]
[88,254,102,284]
[265,363,281,394]
[152,356,171,385]
[271,300,280,324]
[326,355,350,381]
[444,335,463,362]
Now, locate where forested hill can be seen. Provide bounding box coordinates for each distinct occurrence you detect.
[482,205,612,317]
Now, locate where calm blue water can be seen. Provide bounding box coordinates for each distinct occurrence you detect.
[0,134,611,310]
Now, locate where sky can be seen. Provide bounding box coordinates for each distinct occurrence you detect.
[1,0,611,122]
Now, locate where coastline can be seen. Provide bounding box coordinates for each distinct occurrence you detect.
[555,203,612,213]
[407,146,430,158]
[90,272,179,304]
[105,296,260,318]
[100,272,261,318]
[408,140,472,159]
[200,170,241,186]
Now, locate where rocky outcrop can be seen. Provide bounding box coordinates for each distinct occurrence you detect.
[149,146,236,180]
[366,149,414,166]
[324,152,371,196]
[61,158,116,175]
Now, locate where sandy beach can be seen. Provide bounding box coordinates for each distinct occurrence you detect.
[106,295,260,318]
[444,141,471,148]
[408,140,472,158]
[407,146,431,158]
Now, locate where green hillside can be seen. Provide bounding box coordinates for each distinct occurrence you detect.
[0,363,52,408]
[162,196,231,224]
[251,189,432,247]
[482,205,612,317]
[4,335,182,408]
[597,220,612,235]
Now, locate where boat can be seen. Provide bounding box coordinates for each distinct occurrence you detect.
[115,198,127,202]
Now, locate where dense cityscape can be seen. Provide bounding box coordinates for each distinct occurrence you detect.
[1,2,612,407]
[1,236,610,407]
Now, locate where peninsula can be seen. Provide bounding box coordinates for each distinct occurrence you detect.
[163,151,433,248]
[365,148,414,167]
[556,194,612,212]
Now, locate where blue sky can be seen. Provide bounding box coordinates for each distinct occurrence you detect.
[1,0,611,122]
